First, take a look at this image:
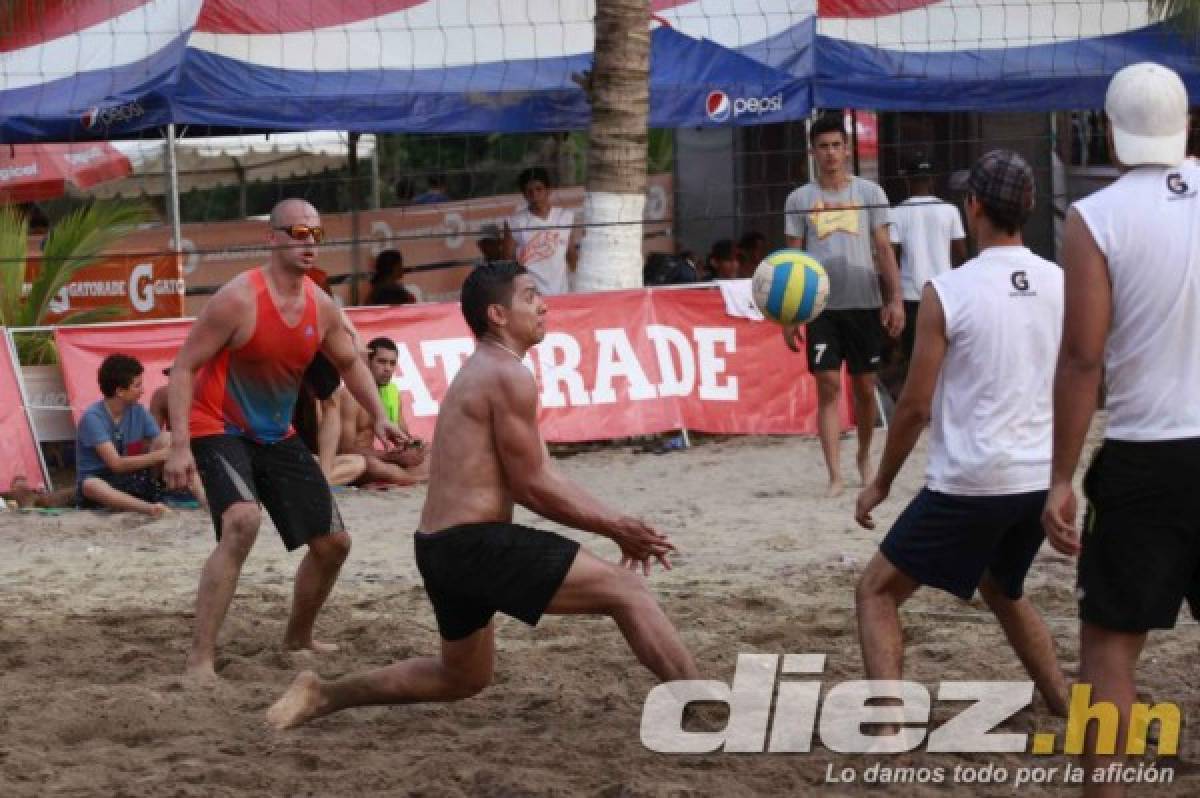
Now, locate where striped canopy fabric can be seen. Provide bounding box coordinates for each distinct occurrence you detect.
[0,0,1192,141]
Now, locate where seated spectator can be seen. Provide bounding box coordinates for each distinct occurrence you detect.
[366,249,418,305]
[736,230,768,277]
[643,252,700,286]
[412,174,450,205]
[705,239,739,280]
[75,354,169,517]
[678,250,701,276]
[336,338,427,486]
[293,352,368,487]
[149,366,171,430]
[477,223,505,264]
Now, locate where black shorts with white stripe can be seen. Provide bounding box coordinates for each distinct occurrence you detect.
[192,433,343,551]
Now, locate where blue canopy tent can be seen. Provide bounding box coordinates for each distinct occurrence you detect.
[174,25,810,133]
[2,0,1194,138]
[0,2,809,141]
[657,0,1200,111]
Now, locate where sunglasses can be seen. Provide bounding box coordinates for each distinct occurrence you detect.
[274,224,325,244]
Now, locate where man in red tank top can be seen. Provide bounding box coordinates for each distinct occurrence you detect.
[165,199,408,683]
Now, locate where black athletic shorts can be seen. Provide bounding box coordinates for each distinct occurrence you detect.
[192,434,343,551]
[76,469,165,509]
[880,488,1048,601]
[414,522,581,641]
[805,308,884,374]
[1079,438,1200,632]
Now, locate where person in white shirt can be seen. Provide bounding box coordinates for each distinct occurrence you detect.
[1043,63,1196,795]
[854,150,1069,723]
[502,168,578,295]
[889,157,967,359]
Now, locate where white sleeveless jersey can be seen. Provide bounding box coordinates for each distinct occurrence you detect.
[1074,161,1200,441]
[926,247,1063,495]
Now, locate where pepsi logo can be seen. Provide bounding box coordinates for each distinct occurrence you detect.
[706,91,731,123]
[79,101,144,132]
[705,91,784,123]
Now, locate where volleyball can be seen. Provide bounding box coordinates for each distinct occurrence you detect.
[751,249,829,326]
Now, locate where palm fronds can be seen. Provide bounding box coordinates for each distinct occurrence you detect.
[0,201,150,354]
[23,202,148,327]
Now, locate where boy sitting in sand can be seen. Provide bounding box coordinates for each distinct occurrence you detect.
[75,354,170,518]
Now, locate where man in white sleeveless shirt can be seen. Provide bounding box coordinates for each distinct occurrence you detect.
[1043,63,1195,793]
[854,150,1069,721]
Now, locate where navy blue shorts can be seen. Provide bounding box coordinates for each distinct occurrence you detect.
[880,488,1048,601]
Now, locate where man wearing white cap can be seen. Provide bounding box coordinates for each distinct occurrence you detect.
[1043,62,1195,795]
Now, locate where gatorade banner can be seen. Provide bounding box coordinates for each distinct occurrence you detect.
[53,287,849,443]
[0,329,47,491]
[27,253,185,325]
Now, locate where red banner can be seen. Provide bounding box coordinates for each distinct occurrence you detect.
[55,319,192,424]
[0,329,47,491]
[54,287,851,442]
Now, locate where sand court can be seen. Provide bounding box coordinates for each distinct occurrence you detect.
[2,433,1197,796]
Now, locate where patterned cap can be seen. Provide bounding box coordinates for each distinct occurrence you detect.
[967,150,1035,219]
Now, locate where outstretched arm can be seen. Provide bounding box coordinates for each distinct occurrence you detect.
[873,223,905,337]
[855,283,948,529]
[783,231,809,350]
[492,364,674,569]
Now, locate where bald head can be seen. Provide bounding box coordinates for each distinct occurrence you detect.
[268,198,321,275]
[270,198,318,227]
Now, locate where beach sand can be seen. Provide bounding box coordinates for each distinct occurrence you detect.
[2,432,1196,796]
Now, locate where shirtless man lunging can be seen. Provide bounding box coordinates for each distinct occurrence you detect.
[267,260,698,728]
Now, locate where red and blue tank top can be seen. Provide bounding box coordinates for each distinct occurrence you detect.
[191,269,321,443]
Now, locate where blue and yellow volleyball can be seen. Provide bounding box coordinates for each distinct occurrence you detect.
[751,249,829,326]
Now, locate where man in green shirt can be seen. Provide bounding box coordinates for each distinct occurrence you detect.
[334,337,427,486]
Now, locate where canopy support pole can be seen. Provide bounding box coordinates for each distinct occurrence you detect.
[850,109,861,176]
[233,158,247,218]
[348,132,362,305]
[164,124,183,253]
[369,140,381,210]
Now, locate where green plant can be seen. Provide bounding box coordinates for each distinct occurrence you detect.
[0,201,149,363]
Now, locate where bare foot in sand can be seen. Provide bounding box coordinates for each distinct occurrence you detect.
[825,478,845,498]
[856,449,875,487]
[285,639,339,655]
[183,660,219,688]
[267,670,325,730]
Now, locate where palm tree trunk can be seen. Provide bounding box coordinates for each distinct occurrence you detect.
[575,0,650,292]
